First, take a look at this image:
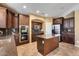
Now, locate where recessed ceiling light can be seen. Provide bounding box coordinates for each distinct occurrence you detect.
[36,10,40,13]
[45,14,48,17]
[23,5,27,8]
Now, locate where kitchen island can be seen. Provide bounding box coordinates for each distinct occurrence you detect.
[36,35,59,56]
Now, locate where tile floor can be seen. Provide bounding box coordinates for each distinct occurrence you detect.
[17,42,79,56]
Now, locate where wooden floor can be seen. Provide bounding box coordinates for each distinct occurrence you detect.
[17,42,79,56]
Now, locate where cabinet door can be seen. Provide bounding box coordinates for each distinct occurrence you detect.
[12,15,19,28]
[64,19,70,28]
[64,18,74,29]
[7,11,13,28]
[62,34,68,42]
[53,18,63,24]
[69,19,74,28]
[62,33,74,44]
[37,38,44,55]
[0,7,7,28]
[19,15,29,25]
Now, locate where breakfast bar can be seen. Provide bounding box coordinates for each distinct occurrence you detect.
[36,35,59,56]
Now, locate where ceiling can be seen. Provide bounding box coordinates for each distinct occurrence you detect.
[1,3,79,17]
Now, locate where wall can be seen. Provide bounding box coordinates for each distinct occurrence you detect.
[75,11,79,47]
[64,11,74,18]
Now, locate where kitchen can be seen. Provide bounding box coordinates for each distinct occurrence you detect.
[0,3,78,56]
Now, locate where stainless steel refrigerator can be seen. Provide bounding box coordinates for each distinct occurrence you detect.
[52,24,61,41]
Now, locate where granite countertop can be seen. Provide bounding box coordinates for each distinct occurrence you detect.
[0,35,12,40]
[37,34,60,39]
[0,35,17,56]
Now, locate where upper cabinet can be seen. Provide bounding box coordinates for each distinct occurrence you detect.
[0,7,16,28]
[12,14,19,28]
[0,7,7,28]
[53,17,64,24]
[63,17,74,30]
[7,10,15,28]
[19,15,29,25]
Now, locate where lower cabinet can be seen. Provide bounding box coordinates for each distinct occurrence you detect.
[14,34,19,46]
[62,33,75,44]
[14,34,29,46]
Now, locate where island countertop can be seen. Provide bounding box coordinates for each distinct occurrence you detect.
[36,34,60,39]
[0,35,12,40]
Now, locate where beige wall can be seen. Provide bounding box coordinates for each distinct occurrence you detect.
[64,11,74,18]
[75,11,79,47]
[44,17,53,35]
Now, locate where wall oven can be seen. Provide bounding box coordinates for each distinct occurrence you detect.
[19,25,28,43]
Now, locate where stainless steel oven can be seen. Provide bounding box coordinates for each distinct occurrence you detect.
[19,25,28,43]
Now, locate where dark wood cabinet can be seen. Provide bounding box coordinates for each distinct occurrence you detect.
[19,15,29,25]
[0,7,15,28]
[62,17,75,44]
[0,7,7,28]
[62,33,75,44]
[63,17,74,29]
[53,17,64,24]
[37,35,59,56]
[12,14,19,28]
[7,11,15,28]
